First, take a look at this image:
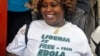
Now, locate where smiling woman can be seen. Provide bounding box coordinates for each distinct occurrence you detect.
[37,0,68,27]
[6,0,93,56]
[40,0,65,27]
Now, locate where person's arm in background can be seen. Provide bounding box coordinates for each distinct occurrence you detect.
[65,0,77,14]
[24,0,39,10]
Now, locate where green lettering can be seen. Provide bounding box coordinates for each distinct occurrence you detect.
[39,43,55,49]
[64,38,70,42]
[37,49,49,56]
[59,52,65,56]
[49,51,55,56]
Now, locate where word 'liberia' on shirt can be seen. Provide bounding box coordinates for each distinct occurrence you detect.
[41,34,70,42]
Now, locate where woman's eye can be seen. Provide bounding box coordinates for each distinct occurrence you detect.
[41,3,47,7]
[51,3,58,7]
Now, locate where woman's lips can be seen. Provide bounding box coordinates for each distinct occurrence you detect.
[46,15,54,19]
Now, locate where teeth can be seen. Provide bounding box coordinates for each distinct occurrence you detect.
[47,15,54,18]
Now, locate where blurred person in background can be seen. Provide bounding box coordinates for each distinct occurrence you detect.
[91,26,100,56]
[7,0,33,45]
[65,0,95,43]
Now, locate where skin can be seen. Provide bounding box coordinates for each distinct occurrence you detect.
[41,0,65,27]
[24,0,39,9]
[65,0,77,13]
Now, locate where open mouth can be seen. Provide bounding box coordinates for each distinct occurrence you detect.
[46,14,55,19]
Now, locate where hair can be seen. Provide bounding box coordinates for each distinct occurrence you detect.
[35,0,76,21]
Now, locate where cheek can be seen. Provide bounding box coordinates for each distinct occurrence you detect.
[40,8,44,14]
[58,13,64,20]
[40,8,45,16]
[56,8,64,17]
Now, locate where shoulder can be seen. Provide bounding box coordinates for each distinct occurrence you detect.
[66,22,84,32]
[92,26,100,37]
[31,20,45,25]
[65,22,87,39]
[91,26,100,43]
[30,20,48,28]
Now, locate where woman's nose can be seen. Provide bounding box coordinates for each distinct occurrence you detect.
[46,6,52,12]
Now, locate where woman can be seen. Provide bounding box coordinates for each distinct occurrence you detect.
[6,0,93,56]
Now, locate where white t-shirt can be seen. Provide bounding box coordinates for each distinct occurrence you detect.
[7,20,93,56]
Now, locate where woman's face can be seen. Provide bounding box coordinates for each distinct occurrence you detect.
[41,0,65,27]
